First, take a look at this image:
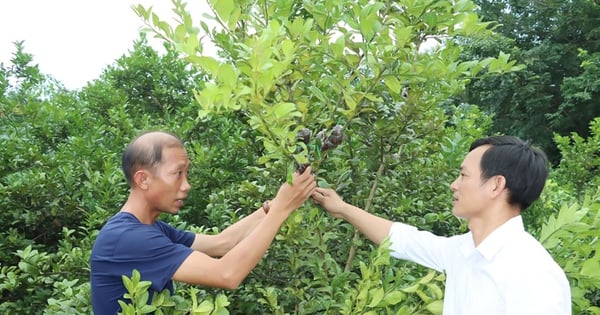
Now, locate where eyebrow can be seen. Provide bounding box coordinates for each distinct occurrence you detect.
[169,161,189,171]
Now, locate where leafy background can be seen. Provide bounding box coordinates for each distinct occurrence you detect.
[1,0,599,314]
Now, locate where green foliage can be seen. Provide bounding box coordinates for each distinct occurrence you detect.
[458,0,600,162]
[536,185,600,314]
[331,238,444,315]
[1,228,93,314]
[553,50,600,138]
[553,117,600,192]
[1,0,599,313]
[118,270,230,315]
[134,0,522,175]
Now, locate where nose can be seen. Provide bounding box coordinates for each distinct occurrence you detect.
[181,176,191,193]
[450,177,458,191]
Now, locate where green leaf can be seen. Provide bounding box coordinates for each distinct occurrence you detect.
[425,300,444,314]
[211,0,234,24]
[217,63,238,88]
[122,274,133,293]
[367,287,384,307]
[196,300,215,312]
[383,76,402,94]
[382,290,404,305]
[189,56,220,76]
[401,283,419,293]
[581,258,600,278]
[271,102,300,119]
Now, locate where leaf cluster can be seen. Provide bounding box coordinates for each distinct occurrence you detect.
[0,0,598,314]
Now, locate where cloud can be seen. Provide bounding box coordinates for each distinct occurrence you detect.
[0,0,211,89]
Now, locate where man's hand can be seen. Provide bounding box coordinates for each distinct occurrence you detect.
[312,186,393,245]
[311,187,349,219]
[268,166,316,216]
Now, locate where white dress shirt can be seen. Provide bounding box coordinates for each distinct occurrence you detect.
[388,215,571,314]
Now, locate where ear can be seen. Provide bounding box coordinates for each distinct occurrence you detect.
[490,175,506,199]
[133,170,150,190]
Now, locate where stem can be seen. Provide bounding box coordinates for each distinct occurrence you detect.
[343,157,386,272]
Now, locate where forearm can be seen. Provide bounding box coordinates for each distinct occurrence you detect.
[339,203,393,245]
[218,211,288,286]
[174,210,288,289]
[192,207,266,256]
[219,207,266,245]
[176,168,315,288]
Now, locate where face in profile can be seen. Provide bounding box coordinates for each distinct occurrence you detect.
[144,146,191,214]
[450,145,494,220]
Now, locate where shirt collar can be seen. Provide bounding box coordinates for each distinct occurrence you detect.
[459,231,476,258]
[476,215,524,261]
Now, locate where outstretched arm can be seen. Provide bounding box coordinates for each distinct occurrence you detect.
[191,206,268,257]
[173,167,316,289]
[312,187,393,245]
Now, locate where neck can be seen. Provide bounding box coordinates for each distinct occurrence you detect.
[468,207,520,246]
[121,192,160,224]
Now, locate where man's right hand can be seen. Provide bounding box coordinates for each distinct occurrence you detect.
[269,166,316,216]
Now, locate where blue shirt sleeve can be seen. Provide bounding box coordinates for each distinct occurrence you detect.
[111,222,194,291]
[155,220,196,247]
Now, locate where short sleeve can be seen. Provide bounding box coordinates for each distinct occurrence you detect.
[155,221,195,246]
[113,226,193,292]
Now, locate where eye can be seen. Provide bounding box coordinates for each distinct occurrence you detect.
[177,169,189,177]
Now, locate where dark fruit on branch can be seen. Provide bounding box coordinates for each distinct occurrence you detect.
[316,129,327,141]
[295,162,310,174]
[296,128,311,145]
[328,125,343,145]
[321,125,344,151]
[321,140,334,152]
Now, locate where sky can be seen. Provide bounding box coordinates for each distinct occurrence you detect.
[0,0,210,90]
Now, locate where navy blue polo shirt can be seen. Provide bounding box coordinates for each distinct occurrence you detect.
[90,212,194,315]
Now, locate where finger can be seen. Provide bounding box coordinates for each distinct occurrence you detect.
[311,190,324,199]
[314,187,328,195]
[293,167,309,181]
[297,170,315,186]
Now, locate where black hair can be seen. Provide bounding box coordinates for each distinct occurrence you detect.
[469,135,549,210]
[121,131,184,187]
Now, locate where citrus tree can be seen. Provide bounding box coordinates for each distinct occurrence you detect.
[132,0,520,313]
[3,0,596,314]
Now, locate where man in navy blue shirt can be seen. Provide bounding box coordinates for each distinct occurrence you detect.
[91,131,315,314]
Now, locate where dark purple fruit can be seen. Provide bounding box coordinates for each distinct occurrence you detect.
[321,139,334,152]
[296,128,311,145]
[328,125,343,145]
[295,162,310,174]
[316,129,327,141]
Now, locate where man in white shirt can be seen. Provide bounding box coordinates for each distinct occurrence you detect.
[312,135,571,314]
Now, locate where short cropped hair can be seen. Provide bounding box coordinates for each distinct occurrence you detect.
[469,136,549,210]
[121,131,184,187]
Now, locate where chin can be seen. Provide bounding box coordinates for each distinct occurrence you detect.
[451,208,465,219]
[163,209,179,215]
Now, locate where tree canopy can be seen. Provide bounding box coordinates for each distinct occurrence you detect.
[0,0,599,313]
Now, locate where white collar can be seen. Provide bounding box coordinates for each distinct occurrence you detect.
[459,215,524,260]
[476,215,524,261]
